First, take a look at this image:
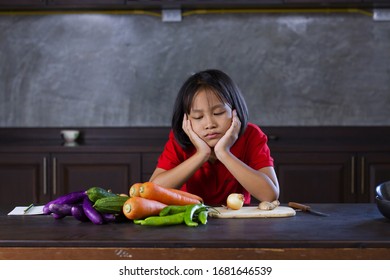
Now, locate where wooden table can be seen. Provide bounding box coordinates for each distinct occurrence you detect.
[1,204,389,260]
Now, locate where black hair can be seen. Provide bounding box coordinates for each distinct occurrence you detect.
[172,69,249,148]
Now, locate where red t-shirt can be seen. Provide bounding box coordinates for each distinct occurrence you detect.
[156,123,274,205]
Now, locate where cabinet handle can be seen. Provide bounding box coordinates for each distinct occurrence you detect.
[43,157,47,195]
[351,156,355,194]
[52,157,57,195]
[361,156,365,194]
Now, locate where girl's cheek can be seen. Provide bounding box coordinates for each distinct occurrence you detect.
[191,122,202,135]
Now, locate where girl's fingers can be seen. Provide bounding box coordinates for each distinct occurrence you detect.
[232,110,241,131]
[183,116,210,154]
[233,109,239,122]
[183,115,196,140]
[215,110,241,153]
[182,114,189,134]
[227,110,240,135]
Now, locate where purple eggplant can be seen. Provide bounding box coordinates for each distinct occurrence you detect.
[43,191,86,214]
[82,197,104,225]
[54,190,86,204]
[52,213,65,219]
[49,203,73,216]
[43,204,52,215]
[102,213,116,223]
[71,205,89,222]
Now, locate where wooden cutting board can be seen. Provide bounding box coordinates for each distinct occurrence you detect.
[209,206,296,218]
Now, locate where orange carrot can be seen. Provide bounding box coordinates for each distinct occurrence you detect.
[129,182,142,197]
[169,188,203,203]
[122,197,166,220]
[139,182,201,206]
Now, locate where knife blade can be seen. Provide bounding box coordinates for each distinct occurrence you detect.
[288,202,329,217]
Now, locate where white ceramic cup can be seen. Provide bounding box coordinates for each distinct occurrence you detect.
[61,130,80,143]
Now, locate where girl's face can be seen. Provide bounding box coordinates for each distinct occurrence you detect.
[188,89,233,147]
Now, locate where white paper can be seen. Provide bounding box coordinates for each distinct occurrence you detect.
[7,205,45,215]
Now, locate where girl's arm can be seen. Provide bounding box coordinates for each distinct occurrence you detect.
[217,152,279,202]
[151,148,279,201]
[150,114,210,188]
[215,112,279,202]
[149,151,206,188]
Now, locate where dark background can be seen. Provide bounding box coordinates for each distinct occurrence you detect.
[1,11,389,127]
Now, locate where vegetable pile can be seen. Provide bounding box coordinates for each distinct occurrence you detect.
[43,187,128,224]
[43,182,214,227]
[125,182,214,227]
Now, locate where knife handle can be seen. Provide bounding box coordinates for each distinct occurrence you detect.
[288,202,310,211]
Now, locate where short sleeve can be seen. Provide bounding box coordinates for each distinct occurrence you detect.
[156,131,186,171]
[243,124,274,170]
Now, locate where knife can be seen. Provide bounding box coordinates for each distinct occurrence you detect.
[288,202,329,217]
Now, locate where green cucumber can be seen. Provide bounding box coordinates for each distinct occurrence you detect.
[93,196,129,214]
[86,187,117,203]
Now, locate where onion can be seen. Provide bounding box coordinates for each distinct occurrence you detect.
[226,193,244,210]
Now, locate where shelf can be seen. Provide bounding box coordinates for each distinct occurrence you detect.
[0,0,388,12]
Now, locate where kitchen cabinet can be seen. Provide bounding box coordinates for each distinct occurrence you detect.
[263,126,390,204]
[357,152,390,203]
[53,153,141,196]
[1,126,390,208]
[272,151,390,203]
[142,150,390,204]
[273,152,353,203]
[135,147,390,204]
[0,153,50,210]
[141,152,161,182]
[0,152,141,210]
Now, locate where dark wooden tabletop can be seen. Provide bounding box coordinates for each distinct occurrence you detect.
[1,204,389,249]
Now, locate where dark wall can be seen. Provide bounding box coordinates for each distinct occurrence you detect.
[1,11,389,127]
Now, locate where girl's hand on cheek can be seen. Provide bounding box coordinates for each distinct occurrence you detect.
[182,114,211,158]
[215,110,241,157]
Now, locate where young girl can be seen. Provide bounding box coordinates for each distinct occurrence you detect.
[150,69,279,205]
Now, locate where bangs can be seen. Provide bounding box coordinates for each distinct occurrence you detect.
[184,85,228,114]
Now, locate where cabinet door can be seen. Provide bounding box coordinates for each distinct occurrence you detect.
[0,153,50,211]
[53,153,141,198]
[273,152,353,203]
[359,153,390,203]
[141,152,160,182]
